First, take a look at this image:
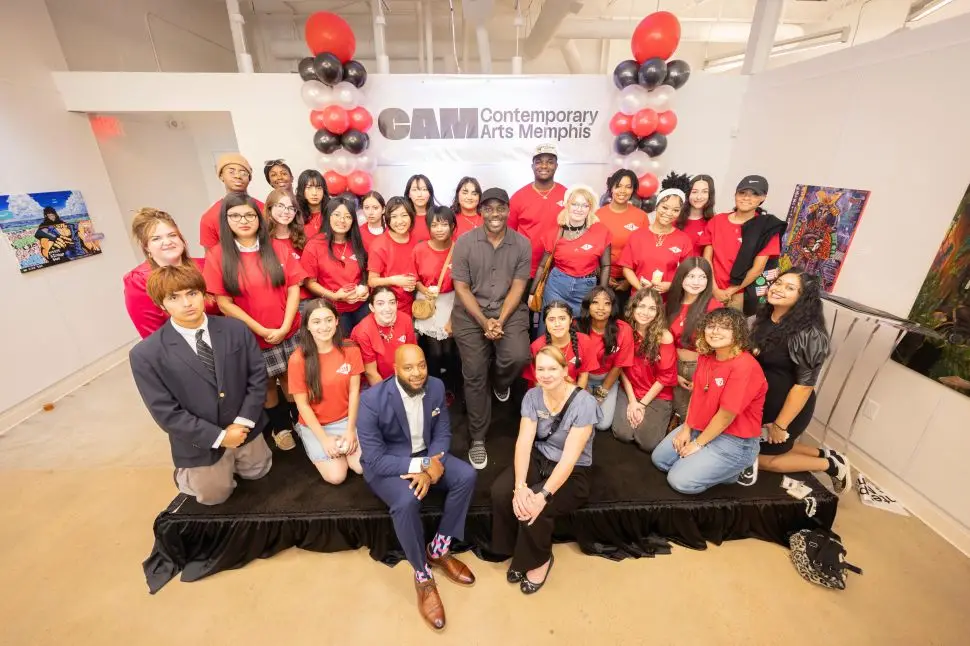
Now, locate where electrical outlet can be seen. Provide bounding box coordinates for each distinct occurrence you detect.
[861,398,880,421]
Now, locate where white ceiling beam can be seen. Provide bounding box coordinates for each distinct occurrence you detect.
[741,0,784,75]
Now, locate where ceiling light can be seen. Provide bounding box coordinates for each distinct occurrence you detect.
[704,27,850,72]
[906,0,956,23]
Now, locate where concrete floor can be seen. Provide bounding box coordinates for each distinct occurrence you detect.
[1,363,968,646]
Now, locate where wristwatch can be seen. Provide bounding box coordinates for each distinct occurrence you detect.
[421,457,432,470]
[593,386,609,399]
[540,487,554,502]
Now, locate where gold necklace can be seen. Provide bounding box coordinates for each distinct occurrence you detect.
[532,183,555,200]
[652,225,673,247]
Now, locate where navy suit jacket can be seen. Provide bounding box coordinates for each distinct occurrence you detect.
[357,376,452,480]
[129,316,269,468]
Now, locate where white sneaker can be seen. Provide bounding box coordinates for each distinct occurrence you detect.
[828,450,851,495]
[737,459,758,487]
[468,441,488,470]
[493,386,511,402]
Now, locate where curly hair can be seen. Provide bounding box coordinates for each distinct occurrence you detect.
[625,288,666,361]
[695,308,751,355]
[661,171,691,193]
[543,300,581,372]
[750,267,827,353]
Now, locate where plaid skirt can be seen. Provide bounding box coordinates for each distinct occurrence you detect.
[262,335,298,378]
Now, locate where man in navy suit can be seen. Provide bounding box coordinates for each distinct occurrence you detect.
[357,345,477,631]
[130,264,272,505]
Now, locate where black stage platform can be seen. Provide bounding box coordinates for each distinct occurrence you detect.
[143,401,837,593]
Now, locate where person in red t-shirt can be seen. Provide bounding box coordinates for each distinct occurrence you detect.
[619,186,692,296]
[675,174,716,256]
[523,301,600,389]
[651,308,767,494]
[265,188,308,274]
[405,174,437,243]
[302,197,370,333]
[664,257,722,422]
[199,153,265,249]
[450,176,484,239]
[614,288,677,451]
[368,196,420,315]
[288,299,365,485]
[359,190,386,252]
[350,286,417,385]
[509,143,568,279]
[595,170,649,311]
[577,286,635,430]
[203,194,308,452]
[296,169,329,242]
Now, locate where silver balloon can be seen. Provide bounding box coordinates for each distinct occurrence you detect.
[301,80,334,110]
[354,152,378,173]
[333,81,361,110]
[616,85,649,116]
[647,85,677,112]
[331,149,357,175]
[609,153,628,171]
[316,153,335,171]
[646,157,666,176]
[626,150,651,176]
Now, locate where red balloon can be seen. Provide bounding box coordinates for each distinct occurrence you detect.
[348,106,373,132]
[656,110,678,135]
[608,112,632,136]
[637,173,659,198]
[321,105,350,135]
[310,110,327,130]
[347,170,373,196]
[305,12,356,62]
[323,170,347,195]
[632,109,659,138]
[631,11,681,63]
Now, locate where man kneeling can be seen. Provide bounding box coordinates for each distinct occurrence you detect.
[130,264,272,505]
[357,345,477,631]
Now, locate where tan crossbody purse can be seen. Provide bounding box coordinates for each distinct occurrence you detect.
[411,244,454,320]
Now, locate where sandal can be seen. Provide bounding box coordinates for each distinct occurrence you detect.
[273,429,296,451]
[519,554,554,595]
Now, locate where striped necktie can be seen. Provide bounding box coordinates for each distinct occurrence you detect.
[195,329,217,380]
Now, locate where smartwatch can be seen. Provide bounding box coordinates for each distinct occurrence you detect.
[540,488,554,502]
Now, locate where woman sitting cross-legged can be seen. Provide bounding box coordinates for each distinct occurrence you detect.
[651,308,768,494]
[288,299,364,484]
[491,346,602,594]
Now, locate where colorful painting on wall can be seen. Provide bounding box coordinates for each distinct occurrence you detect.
[891,184,970,396]
[0,190,103,273]
[779,184,871,293]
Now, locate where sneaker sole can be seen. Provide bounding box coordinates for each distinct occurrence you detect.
[469,455,488,470]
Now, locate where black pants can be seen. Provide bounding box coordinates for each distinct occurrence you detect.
[418,334,462,397]
[490,449,591,572]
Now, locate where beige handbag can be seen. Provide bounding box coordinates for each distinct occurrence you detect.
[411,244,453,320]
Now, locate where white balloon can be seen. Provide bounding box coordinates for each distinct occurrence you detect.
[316,153,335,171]
[609,153,628,171]
[616,85,649,116]
[354,152,378,173]
[626,151,650,176]
[647,157,666,176]
[331,149,356,175]
[648,86,676,112]
[301,80,334,110]
[333,81,360,110]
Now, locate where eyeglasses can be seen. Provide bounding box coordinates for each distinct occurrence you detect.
[481,205,509,216]
[227,212,259,222]
[225,168,251,179]
[331,212,354,221]
[705,323,732,332]
[272,204,297,213]
[569,202,591,210]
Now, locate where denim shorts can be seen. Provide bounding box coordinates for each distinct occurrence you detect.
[295,418,348,462]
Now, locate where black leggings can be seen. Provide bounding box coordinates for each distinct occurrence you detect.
[418,335,462,395]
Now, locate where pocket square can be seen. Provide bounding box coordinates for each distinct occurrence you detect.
[431,407,440,417]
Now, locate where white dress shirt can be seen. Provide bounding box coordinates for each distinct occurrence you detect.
[170,315,254,449]
[395,379,427,474]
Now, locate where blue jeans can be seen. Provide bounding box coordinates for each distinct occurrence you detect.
[539,267,597,336]
[651,425,760,495]
[587,374,618,431]
[295,419,347,462]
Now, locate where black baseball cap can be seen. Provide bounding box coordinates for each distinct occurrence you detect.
[480,187,510,205]
[737,175,768,196]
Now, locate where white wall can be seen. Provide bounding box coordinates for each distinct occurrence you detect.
[0,1,138,417]
[727,12,970,552]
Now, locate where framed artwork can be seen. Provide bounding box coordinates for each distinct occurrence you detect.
[0,190,103,273]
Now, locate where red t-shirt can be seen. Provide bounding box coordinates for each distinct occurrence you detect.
[272,237,312,300]
[122,258,217,339]
[349,312,417,379]
[411,242,454,294]
[617,227,693,289]
[701,212,781,289]
[199,197,265,249]
[202,241,307,349]
[587,319,635,376]
[300,236,366,314]
[509,183,567,277]
[287,344,364,425]
[623,337,678,401]
[669,298,723,350]
[686,352,767,439]
[595,205,650,278]
[542,222,612,278]
[368,234,420,313]
[303,211,324,241]
[522,332,601,386]
[455,213,484,239]
[411,214,431,243]
[680,217,708,256]
[359,225,384,253]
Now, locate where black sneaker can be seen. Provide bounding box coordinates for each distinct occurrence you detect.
[493,386,511,402]
[828,450,851,495]
[737,460,758,487]
[468,441,488,470]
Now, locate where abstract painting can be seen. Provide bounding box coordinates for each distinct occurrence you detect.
[0,190,103,273]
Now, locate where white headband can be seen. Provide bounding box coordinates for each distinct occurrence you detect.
[655,188,686,205]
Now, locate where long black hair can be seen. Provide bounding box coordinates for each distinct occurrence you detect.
[751,268,827,352]
[626,288,666,362]
[41,206,65,225]
[677,174,716,229]
[665,257,715,347]
[321,197,368,279]
[296,169,328,223]
[543,300,581,372]
[450,176,482,214]
[295,298,346,404]
[218,192,285,296]
[404,174,439,216]
[577,286,619,358]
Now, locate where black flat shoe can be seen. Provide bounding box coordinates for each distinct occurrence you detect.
[519,554,554,595]
[506,567,524,583]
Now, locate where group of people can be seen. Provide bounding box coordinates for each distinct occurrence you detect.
[125,145,850,631]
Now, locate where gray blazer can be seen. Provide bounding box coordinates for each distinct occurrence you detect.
[129,316,269,468]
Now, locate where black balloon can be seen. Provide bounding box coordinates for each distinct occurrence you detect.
[313,128,341,154]
[637,132,668,158]
[298,56,317,81]
[313,52,344,86]
[341,129,368,154]
[663,59,691,90]
[612,59,640,90]
[638,57,668,91]
[613,132,639,156]
[343,60,368,88]
[639,195,658,213]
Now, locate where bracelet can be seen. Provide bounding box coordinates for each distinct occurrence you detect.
[690,440,705,450]
[773,423,788,432]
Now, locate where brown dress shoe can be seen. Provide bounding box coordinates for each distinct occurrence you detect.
[415,578,446,630]
[426,546,476,586]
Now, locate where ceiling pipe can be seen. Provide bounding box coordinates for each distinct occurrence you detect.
[558,40,584,73]
[424,0,434,73]
[554,17,805,41]
[415,1,425,72]
[476,25,492,73]
[370,0,390,73]
[225,0,254,72]
[522,0,583,60]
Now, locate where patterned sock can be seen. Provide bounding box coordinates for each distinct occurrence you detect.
[429,533,452,558]
[414,564,433,582]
